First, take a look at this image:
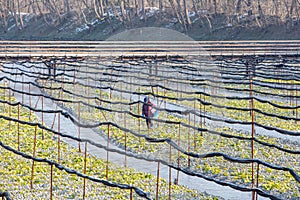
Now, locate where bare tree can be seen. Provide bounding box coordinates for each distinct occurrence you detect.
[140,0,145,19]
[8,0,21,29]
[17,0,24,28]
[120,0,127,22]
[213,0,217,14]
[159,0,163,12]
[0,0,299,33]
[183,0,191,27]
[236,0,243,14]
[65,0,71,15]
[247,0,252,16]
[290,0,300,21]
[0,1,8,28]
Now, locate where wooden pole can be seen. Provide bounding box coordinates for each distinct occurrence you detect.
[41,95,44,140]
[156,162,160,200]
[8,81,11,130]
[50,164,53,200]
[30,126,37,189]
[176,124,180,185]
[124,113,127,167]
[296,84,298,121]
[169,142,172,200]
[188,113,191,167]
[250,78,256,200]
[83,141,88,199]
[29,83,32,121]
[78,102,81,152]
[164,79,166,110]
[130,188,133,200]
[22,73,24,104]
[106,124,110,180]
[256,163,260,200]
[57,112,61,162]
[17,104,20,151]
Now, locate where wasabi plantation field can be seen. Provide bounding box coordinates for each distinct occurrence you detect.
[0,42,299,200]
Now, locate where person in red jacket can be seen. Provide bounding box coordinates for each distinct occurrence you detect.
[142,96,154,129]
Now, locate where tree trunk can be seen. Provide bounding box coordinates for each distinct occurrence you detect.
[65,0,70,15]
[80,7,90,26]
[204,14,212,30]
[257,0,265,26]
[159,0,163,11]
[247,0,252,16]
[35,0,52,27]
[236,0,243,14]
[177,0,188,32]
[258,0,263,17]
[103,0,111,22]
[120,0,127,22]
[272,0,278,17]
[169,0,182,24]
[10,0,20,30]
[31,0,38,21]
[0,1,9,31]
[93,0,101,19]
[141,0,145,19]
[80,0,90,9]
[290,0,298,17]
[111,1,122,21]
[296,0,300,21]
[176,0,187,29]
[213,0,217,14]
[99,0,104,17]
[49,0,62,20]
[183,0,191,27]
[17,0,24,29]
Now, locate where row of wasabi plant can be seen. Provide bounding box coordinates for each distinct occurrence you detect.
[0,86,221,199]
[40,66,299,199]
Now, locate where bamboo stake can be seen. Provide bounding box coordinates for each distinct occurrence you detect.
[50,164,53,200]
[22,73,24,104]
[188,113,191,167]
[124,112,127,167]
[256,164,260,200]
[296,86,298,121]
[83,141,88,199]
[3,81,6,111]
[106,124,110,180]
[41,95,44,140]
[78,102,81,152]
[9,81,11,130]
[30,126,37,189]
[156,162,160,200]
[250,78,256,200]
[17,104,20,151]
[203,86,206,125]
[57,112,61,162]
[29,83,32,121]
[169,142,172,200]
[130,188,133,200]
[176,123,180,185]
[164,79,166,110]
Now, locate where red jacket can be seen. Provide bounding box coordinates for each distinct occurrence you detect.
[142,102,154,117]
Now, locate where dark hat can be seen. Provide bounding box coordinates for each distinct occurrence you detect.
[144,96,148,103]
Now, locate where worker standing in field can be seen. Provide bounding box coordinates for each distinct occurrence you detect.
[43,58,57,79]
[142,96,155,129]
